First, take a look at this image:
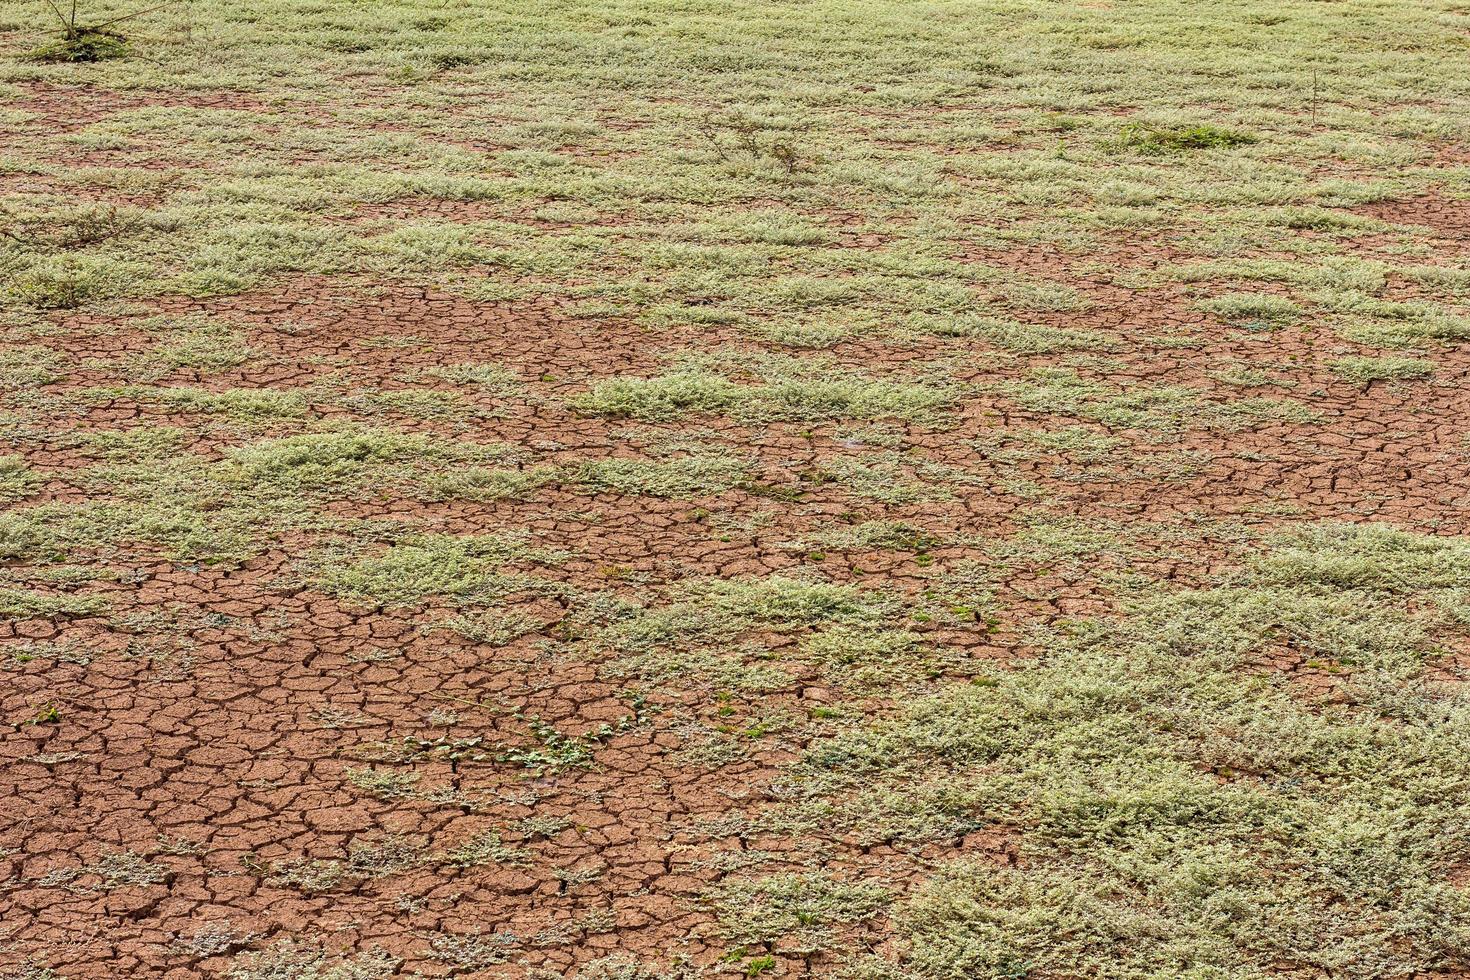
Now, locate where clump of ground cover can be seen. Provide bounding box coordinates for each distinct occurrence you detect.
[569,351,958,423]
[123,323,256,380]
[421,361,519,392]
[418,463,556,502]
[1340,316,1470,349]
[708,872,890,954]
[992,367,1318,431]
[0,455,41,502]
[1328,355,1434,383]
[583,573,930,692]
[808,452,977,504]
[18,421,750,575]
[310,532,569,608]
[216,429,508,494]
[1166,258,1470,349]
[1000,426,1124,464]
[0,346,64,390]
[799,519,942,556]
[572,449,752,497]
[1199,292,1301,329]
[92,384,311,421]
[0,586,107,619]
[226,940,398,980]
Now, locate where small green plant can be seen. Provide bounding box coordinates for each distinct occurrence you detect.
[1114,122,1258,154]
[807,520,941,554]
[439,830,530,868]
[343,767,420,800]
[27,702,62,725]
[745,956,777,977]
[697,113,807,174]
[33,849,168,890]
[423,362,519,391]
[570,355,955,423]
[436,609,544,644]
[0,346,64,390]
[126,322,254,379]
[994,367,1318,431]
[25,1,170,62]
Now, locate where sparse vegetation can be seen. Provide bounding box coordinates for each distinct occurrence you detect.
[3,0,1468,976]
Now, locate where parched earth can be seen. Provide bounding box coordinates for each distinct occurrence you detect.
[3,2,1470,979]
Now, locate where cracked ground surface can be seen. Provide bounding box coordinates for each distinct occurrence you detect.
[2,1,1470,978]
